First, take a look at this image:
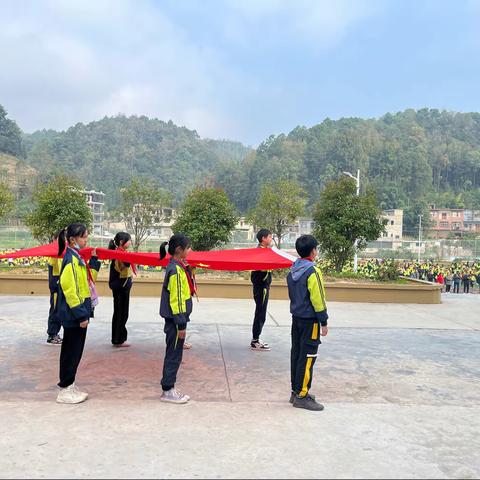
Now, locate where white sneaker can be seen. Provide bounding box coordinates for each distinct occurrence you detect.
[56,383,88,404]
[160,389,190,404]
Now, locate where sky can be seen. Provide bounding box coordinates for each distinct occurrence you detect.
[2,0,480,146]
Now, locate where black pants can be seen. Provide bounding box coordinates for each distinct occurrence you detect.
[291,317,321,397]
[47,289,61,336]
[161,319,186,391]
[463,282,470,293]
[58,326,88,388]
[112,288,131,345]
[453,282,460,293]
[252,284,270,340]
[446,284,451,293]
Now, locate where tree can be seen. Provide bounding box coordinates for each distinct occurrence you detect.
[172,187,239,251]
[119,178,171,251]
[313,177,387,271]
[0,182,14,222]
[25,175,92,242]
[0,105,24,158]
[246,179,305,249]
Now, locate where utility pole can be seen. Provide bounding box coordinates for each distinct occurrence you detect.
[418,214,423,263]
[343,170,360,272]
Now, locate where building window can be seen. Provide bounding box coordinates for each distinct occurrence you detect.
[439,222,449,228]
[441,213,447,219]
[390,220,394,225]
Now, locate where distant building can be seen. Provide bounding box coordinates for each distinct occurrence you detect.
[282,218,315,246]
[464,210,480,233]
[104,206,175,240]
[380,209,403,241]
[367,209,404,251]
[83,190,105,236]
[428,206,464,237]
[149,207,175,239]
[232,217,256,243]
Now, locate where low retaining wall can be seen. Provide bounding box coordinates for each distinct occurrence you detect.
[0,274,441,304]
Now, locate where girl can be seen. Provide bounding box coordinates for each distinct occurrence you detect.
[108,232,135,347]
[159,233,195,404]
[56,223,100,404]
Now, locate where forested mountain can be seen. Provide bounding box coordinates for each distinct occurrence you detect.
[215,109,480,233]
[22,115,251,207]
[2,104,480,234]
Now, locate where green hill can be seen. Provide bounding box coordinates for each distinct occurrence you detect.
[22,115,252,208]
[3,104,480,234]
[214,109,480,232]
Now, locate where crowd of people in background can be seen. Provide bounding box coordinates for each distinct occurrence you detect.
[316,257,480,293]
[399,260,480,293]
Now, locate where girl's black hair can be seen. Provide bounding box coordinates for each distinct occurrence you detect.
[159,233,191,260]
[58,223,88,256]
[108,232,132,250]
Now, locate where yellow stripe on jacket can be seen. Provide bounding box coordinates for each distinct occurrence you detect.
[306,266,327,313]
[60,255,90,311]
[167,265,191,315]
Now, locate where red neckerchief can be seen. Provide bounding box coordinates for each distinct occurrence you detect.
[306,256,315,262]
[176,258,197,296]
[118,246,137,275]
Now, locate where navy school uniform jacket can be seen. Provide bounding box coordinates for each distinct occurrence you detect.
[109,258,133,290]
[287,258,328,326]
[56,247,101,328]
[159,258,193,331]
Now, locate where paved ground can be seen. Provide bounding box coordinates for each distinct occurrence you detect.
[0,293,479,479]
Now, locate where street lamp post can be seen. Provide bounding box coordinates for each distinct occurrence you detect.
[418,214,423,263]
[342,169,360,272]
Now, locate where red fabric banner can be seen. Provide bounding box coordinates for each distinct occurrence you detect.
[0,243,296,271]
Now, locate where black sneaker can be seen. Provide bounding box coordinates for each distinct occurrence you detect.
[47,335,62,345]
[290,392,316,404]
[292,394,324,411]
[250,339,270,351]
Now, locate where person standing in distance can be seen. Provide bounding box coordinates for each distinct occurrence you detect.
[108,232,135,348]
[250,229,273,351]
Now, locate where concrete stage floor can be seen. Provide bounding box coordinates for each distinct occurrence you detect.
[0,293,479,479]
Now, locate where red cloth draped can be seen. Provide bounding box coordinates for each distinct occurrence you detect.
[0,243,295,271]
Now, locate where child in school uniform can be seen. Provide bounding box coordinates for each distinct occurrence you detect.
[159,233,195,404]
[46,232,63,345]
[287,234,329,411]
[55,223,100,404]
[108,232,135,347]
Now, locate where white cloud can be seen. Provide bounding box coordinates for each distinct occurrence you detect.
[0,0,379,143]
[223,0,379,50]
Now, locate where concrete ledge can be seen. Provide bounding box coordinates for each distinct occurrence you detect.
[0,274,442,304]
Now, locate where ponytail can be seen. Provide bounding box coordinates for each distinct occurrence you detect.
[109,232,131,250]
[159,234,191,260]
[57,223,88,256]
[58,229,66,256]
[159,241,168,260]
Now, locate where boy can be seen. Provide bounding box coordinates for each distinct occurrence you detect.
[287,235,328,411]
[250,229,273,351]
